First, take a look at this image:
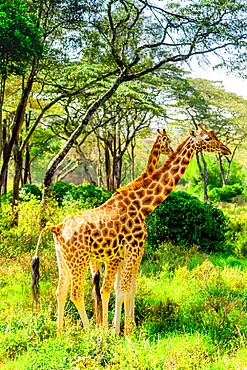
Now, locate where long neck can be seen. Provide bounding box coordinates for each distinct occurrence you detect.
[127,136,196,218]
[144,139,161,177]
[133,138,161,183]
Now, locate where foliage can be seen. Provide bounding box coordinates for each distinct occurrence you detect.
[64,183,114,208]
[0,200,247,368]
[0,200,43,256]
[136,260,247,346]
[146,191,230,253]
[19,184,42,201]
[51,181,74,206]
[1,184,42,204]
[209,183,244,202]
[51,181,113,208]
[0,0,43,76]
[183,157,247,194]
[1,244,247,368]
[224,205,247,257]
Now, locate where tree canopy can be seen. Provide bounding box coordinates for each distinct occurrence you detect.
[1,0,247,208]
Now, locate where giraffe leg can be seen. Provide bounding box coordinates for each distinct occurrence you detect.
[116,254,143,336]
[55,243,70,333]
[113,256,133,335]
[114,289,125,334]
[101,259,122,327]
[70,264,89,329]
[112,260,124,326]
[129,277,137,324]
[114,263,136,324]
[129,256,143,324]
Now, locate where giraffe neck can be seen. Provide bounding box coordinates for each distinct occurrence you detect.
[123,136,196,218]
[135,138,162,182]
[145,140,161,177]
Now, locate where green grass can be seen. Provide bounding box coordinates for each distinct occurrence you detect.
[1,201,247,369]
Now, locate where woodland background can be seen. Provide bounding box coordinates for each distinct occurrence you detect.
[1,0,247,368]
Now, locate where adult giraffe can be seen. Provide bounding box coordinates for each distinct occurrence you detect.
[91,128,174,326]
[32,124,230,335]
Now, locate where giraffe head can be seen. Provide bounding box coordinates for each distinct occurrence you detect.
[157,128,174,155]
[191,124,231,155]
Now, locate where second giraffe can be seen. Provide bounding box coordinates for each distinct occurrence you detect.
[32,124,231,335]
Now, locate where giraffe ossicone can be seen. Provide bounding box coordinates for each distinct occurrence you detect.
[31,124,230,335]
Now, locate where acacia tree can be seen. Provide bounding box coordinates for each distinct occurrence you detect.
[41,0,247,203]
[92,87,168,190]
[0,0,93,216]
[166,77,247,200]
[0,0,43,194]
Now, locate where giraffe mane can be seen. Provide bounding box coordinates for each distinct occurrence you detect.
[117,135,190,192]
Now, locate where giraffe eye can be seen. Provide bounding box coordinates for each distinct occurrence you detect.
[205,137,212,141]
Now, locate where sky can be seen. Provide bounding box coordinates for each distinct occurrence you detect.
[188,63,247,100]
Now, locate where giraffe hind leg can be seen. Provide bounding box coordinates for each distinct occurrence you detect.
[56,245,70,333]
[70,266,89,329]
[101,259,122,328]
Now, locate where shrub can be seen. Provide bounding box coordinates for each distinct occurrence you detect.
[51,181,74,205]
[19,184,42,201]
[64,184,113,208]
[146,191,229,253]
[208,183,244,202]
[51,181,113,208]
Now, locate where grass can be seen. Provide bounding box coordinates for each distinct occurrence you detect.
[0,201,247,369]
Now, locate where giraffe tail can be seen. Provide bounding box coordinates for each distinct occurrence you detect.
[31,227,52,302]
[93,268,102,325]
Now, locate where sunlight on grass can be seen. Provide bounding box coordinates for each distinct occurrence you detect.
[0,202,247,369]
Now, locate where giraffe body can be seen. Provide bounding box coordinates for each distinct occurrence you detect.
[91,129,173,326]
[32,124,230,334]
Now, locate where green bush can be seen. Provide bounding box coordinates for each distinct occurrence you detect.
[208,183,244,202]
[146,191,229,253]
[19,184,42,201]
[64,184,113,208]
[51,181,74,205]
[51,181,113,208]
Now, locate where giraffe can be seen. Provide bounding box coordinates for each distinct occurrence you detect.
[91,128,174,326]
[31,124,231,335]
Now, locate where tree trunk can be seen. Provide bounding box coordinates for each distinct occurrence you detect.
[218,154,226,186]
[105,145,111,190]
[42,72,125,197]
[114,157,121,189]
[0,71,35,189]
[195,151,208,201]
[1,124,7,194]
[40,73,126,226]
[2,168,8,195]
[130,140,135,182]
[23,144,31,184]
[0,75,6,159]
[12,146,23,225]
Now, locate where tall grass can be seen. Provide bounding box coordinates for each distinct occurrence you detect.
[0,201,247,369]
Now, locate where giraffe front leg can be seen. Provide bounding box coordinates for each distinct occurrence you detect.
[114,289,125,334]
[101,259,122,328]
[129,255,143,325]
[129,277,137,324]
[118,254,143,336]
